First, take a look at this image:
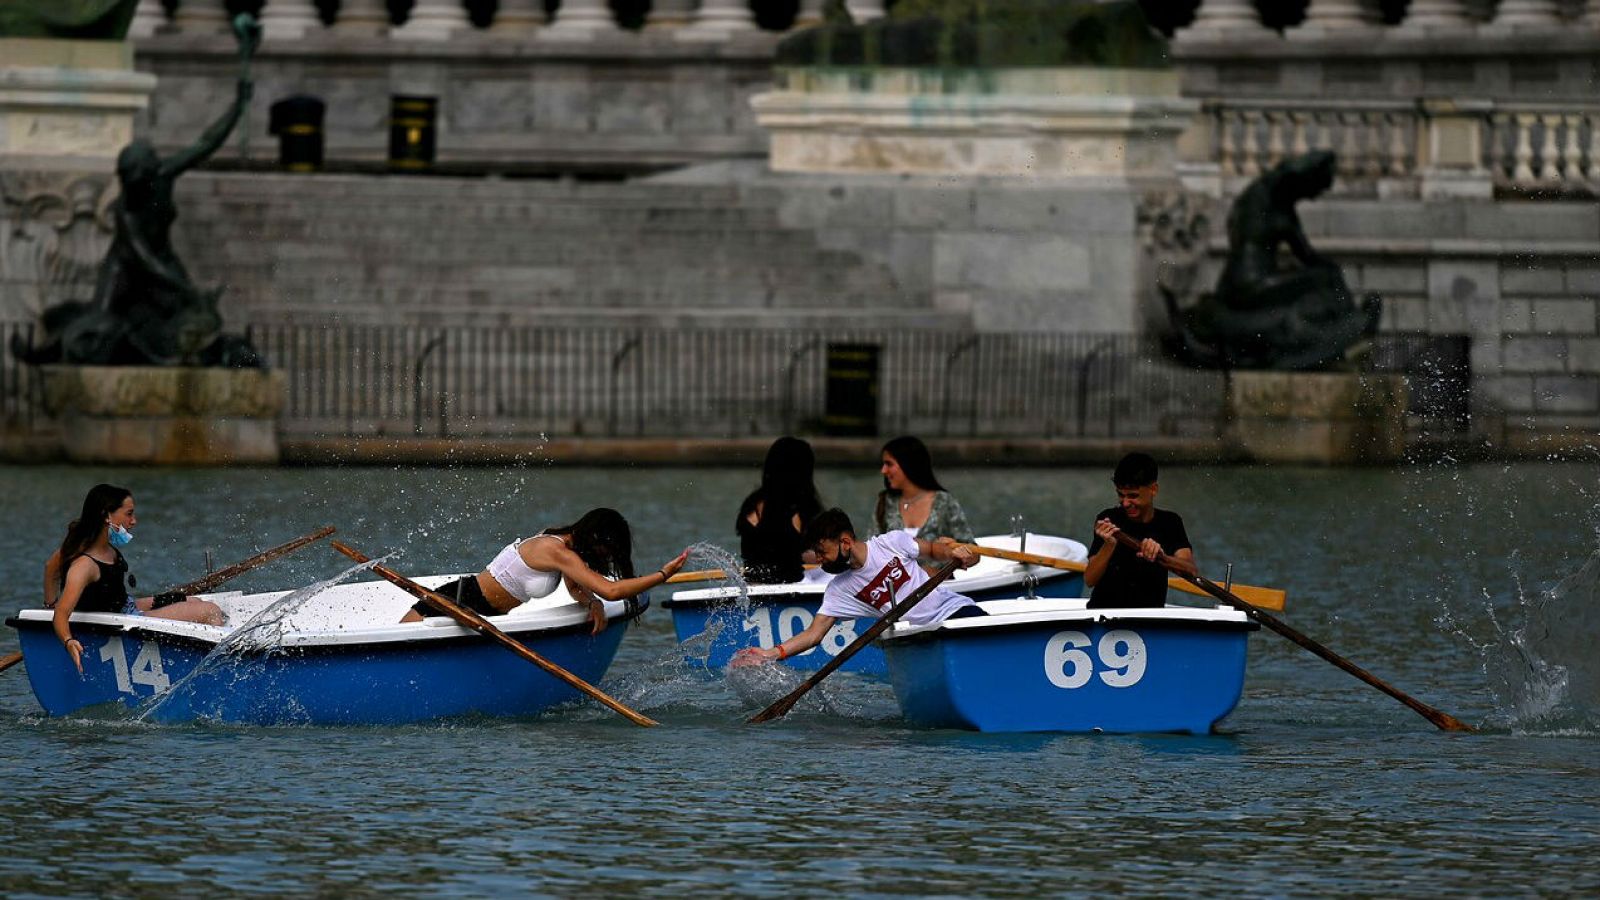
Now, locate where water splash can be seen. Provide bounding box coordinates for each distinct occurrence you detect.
[135,557,387,724]
[1443,548,1600,734]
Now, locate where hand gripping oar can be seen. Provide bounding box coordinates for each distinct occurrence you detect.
[331,541,658,728]
[962,543,1287,612]
[153,525,338,601]
[1107,531,1474,733]
[748,561,958,725]
[2,526,337,678]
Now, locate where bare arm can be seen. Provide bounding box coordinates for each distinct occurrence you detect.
[527,541,688,602]
[917,537,977,568]
[738,612,838,664]
[1084,518,1118,587]
[43,550,62,607]
[52,558,97,674]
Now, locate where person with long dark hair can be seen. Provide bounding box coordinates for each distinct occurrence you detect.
[399,508,689,631]
[736,436,825,584]
[872,436,974,543]
[47,484,225,675]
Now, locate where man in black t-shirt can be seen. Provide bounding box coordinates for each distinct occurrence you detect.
[1084,452,1197,609]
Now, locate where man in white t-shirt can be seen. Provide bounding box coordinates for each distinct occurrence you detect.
[732,508,981,666]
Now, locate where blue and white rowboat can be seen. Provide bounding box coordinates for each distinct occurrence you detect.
[6,575,645,726]
[664,533,1088,676]
[880,598,1258,734]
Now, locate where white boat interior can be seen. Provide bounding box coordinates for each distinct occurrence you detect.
[885,598,1255,641]
[671,533,1088,604]
[16,574,608,649]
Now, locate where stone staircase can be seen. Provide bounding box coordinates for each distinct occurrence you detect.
[174,172,959,331]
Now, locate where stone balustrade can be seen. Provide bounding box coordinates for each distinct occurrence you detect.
[141,0,885,36]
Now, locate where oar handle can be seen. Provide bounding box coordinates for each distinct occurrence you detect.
[666,568,729,584]
[158,525,337,599]
[748,561,959,725]
[1108,532,1474,733]
[963,543,1286,612]
[0,651,22,674]
[330,541,659,728]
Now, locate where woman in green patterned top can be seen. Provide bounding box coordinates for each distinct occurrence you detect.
[872,436,975,544]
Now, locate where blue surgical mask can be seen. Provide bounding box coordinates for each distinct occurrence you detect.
[108,524,133,548]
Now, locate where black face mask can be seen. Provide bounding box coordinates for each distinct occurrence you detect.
[820,543,852,574]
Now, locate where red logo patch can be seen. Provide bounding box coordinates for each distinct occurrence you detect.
[855,558,912,612]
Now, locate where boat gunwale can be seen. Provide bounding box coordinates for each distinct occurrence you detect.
[5,600,649,656]
[881,604,1259,645]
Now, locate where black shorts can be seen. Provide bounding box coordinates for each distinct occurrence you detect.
[410,576,500,619]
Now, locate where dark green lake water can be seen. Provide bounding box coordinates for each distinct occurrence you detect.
[3,462,1597,895]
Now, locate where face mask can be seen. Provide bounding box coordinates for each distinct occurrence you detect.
[820,543,852,574]
[108,524,133,548]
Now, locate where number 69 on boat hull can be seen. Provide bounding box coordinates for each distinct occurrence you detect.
[881,602,1258,734]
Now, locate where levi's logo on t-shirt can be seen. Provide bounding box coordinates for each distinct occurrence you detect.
[855,558,912,611]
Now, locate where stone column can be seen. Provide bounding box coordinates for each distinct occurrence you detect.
[845,0,887,21]
[1485,0,1563,29]
[491,0,547,33]
[128,0,168,38]
[1174,0,1271,41]
[1287,0,1374,38]
[393,0,471,40]
[542,0,618,36]
[792,0,826,27]
[172,0,230,33]
[333,0,392,33]
[261,0,324,40]
[647,0,699,28]
[680,0,759,37]
[1395,0,1475,31]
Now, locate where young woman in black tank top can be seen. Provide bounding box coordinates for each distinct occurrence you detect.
[48,485,225,675]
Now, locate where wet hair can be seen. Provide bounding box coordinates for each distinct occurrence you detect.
[1112,452,1159,488]
[547,508,635,580]
[802,508,856,550]
[56,484,132,582]
[736,436,822,533]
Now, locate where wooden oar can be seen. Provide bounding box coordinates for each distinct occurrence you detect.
[963,544,1287,612]
[155,525,338,600]
[667,568,733,584]
[330,541,659,728]
[749,561,958,725]
[1108,531,1474,733]
[3,525,337,678]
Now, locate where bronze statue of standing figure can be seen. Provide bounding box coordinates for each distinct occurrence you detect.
[1164,150,1381,371]
[12,14,263,368]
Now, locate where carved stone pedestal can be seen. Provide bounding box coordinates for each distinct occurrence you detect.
[43,366,285,465]
[1227,371,1407,465]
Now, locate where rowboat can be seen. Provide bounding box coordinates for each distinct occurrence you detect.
[880,598,1257,733]
[664,533,1087,676]
[5,575,645,726]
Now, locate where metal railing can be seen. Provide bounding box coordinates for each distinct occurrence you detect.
[0,323,1472,440]
[244,324,1230,440]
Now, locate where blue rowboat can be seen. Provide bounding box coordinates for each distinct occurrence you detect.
[879,598,1257,734]
[664,533,1087,676]
[6,575,646,726]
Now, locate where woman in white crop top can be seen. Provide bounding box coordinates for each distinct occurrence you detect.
[400,508,689,633]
